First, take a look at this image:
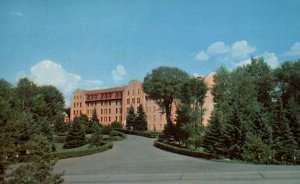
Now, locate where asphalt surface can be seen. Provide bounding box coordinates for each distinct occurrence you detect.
[54,135,300,184]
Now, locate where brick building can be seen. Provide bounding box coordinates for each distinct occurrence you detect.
[70,74,215,131]
[70,80,169,131]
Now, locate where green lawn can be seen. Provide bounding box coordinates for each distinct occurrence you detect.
[55,143,94,153]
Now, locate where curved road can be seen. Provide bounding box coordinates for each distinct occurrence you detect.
[54,135,300,184]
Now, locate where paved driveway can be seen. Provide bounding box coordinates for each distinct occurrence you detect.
[54,135,300,184]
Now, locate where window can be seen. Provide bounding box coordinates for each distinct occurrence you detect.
[120,116,122,122]
[120,108,122,113]
[116,100,118,105]
[132,98,135,104]
[80,102,82,107]
[109,101,111,106]
[127,99,130,105]
[116,108,118,113]
[109,117,111,122]
[132,90,135,95]
[115,116,118,121]
[109,109,111,114]
[128,91,129,96]
[101,109,103,114]
[101,117,103,122]
[137,98,140,104]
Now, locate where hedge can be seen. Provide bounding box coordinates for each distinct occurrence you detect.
[114,129,158,138]
[154,140,217,160]
[52,142,113,159]
[54,135,66,143]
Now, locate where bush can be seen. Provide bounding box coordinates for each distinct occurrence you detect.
[154,140,216,159]
[114,129,157,138]
[241,133,274,164]
[54,135,66,143]
[111,121,123,129]
[101,125,112,135]
[52,142,113,159]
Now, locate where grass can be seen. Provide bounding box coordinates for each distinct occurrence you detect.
[54,143,93,152]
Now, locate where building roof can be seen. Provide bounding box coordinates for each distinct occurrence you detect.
[83,86,126,95]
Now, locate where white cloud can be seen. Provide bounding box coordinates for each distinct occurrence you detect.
[236,52,279,69]
[195,40,256,62]
[231,40,256,58]
[262,52,279,69]
[10,11,25,17]
[195,51,209,61]
[284,42,300,56]
[23,60,103,106]
[207,42,230,55]
[111,65,127,83]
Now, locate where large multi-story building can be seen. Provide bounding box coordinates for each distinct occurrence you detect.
[70,80,170,131]
[70,73,215,131]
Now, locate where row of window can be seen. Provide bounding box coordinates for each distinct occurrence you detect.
[86,100,122,107]
[86,92,123,101]
[126,98,141,105]
[127,89,140,96]
[74,102,82,108]
[74,95,82,100]
[86,108,122,115]
[147,114,164,122]
[100,116,122,123]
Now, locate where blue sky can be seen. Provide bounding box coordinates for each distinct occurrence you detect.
[1,0,300,106]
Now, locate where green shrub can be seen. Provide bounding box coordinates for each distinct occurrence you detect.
[111,121,123,129]
[241,133,274,164]
[114,129,157,138]
[101,125,112,135]
[54,135,66,143]
[154,140,216,159]
[52,142,113,159]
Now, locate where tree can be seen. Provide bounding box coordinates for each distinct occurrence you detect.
[6,135,63,184]
[143,66,189,127]
[202,110,224,155]
[241,133,273,164]
[126,105,136,130]
[91,108,99,124]
[89,122,103,146]
[174,104,191,145]
[135,104,147,131]
[272,101,297,162]
[63,118,86,149]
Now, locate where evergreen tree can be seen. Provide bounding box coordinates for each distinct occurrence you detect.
[222,105,247,159]
[135,104,147,131]
[89,122,103,146]
[91,108,99,123]
[126,105,136,130]
[272,101,297,162]
[174,104,191,145]
[63,119,86,149]
[241,133,273,164]
[202,110,224,155]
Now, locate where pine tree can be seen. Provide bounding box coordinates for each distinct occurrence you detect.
[174,104,191,145]
[135,104,147,131]
[272,101,297,162]
[91,108,99,123]
[63,119,86,149]
[202,110,224,155]
[222,105,247,159]
[90,122,103,146]
[126,105,136,130]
